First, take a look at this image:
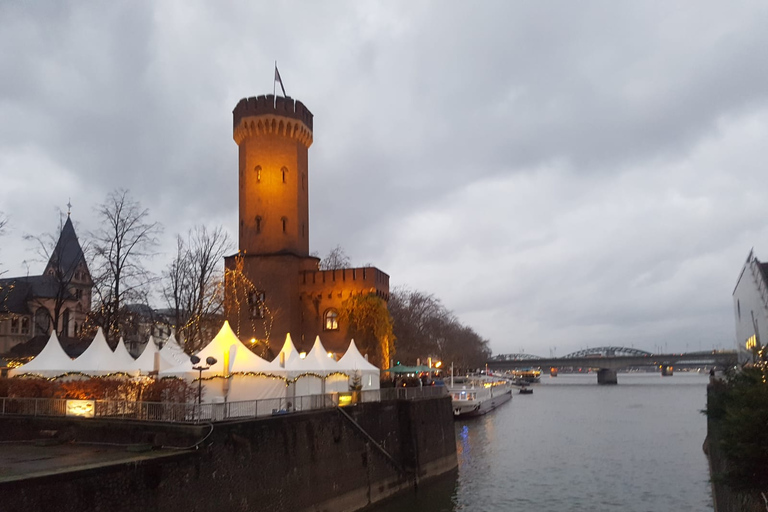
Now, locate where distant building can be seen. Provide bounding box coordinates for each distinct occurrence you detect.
[0,216,92,353]
[224,94,390,356]
[732,249,768,363]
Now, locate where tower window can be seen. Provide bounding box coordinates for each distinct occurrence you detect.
[282,166,288,183]
[249,290,266,319]
[256,216,262,233]
[282,217,287,232]
[255,165,262,182]
[324,309,339,331]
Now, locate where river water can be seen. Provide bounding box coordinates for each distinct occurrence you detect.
[371,372,713,512]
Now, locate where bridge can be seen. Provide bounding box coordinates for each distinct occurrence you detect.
[487,346,738,384]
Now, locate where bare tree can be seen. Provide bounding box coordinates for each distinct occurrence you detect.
[319,245,351,270]
[90,189,162,341]
[162,225,231,352]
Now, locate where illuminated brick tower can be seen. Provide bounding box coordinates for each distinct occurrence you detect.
[225,94,389,357]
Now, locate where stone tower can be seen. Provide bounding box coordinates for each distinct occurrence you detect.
[233,95,313,257]
[225,93,390,358]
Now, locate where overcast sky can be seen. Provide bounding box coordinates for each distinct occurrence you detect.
[2,1,767,356]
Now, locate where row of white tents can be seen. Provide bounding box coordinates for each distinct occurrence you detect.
[12,321,380,403]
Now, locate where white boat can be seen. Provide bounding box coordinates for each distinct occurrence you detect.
[447,376,513,418]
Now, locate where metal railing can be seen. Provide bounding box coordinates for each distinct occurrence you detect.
[0,386,447,424]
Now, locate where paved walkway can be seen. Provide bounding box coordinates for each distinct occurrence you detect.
[0,443,185,483]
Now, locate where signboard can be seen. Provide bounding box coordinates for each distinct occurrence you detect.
[66,399,95,418]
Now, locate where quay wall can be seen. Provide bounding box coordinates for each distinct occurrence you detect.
[0,396,457,512]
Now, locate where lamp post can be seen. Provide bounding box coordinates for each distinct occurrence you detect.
[190,355,217,405]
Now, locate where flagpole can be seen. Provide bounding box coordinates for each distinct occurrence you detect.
[273,61,277,97]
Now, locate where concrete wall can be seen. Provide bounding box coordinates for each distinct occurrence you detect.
[0,396,457,512]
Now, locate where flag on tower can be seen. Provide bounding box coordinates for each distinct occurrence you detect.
[274,63,286,97]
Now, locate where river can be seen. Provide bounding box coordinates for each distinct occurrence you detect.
[370,372,713,512]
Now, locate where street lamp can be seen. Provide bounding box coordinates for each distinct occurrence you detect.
[190,355,217,405]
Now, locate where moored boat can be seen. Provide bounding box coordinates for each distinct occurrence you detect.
[447,376,513,418]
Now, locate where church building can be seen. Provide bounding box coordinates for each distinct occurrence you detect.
[0,216,92,353]
[224,94,389,356]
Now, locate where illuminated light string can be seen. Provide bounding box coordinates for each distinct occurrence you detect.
[192,370,354,387]
[11,371,138,382]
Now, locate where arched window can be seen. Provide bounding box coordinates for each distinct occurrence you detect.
[256,216,262,233]
[281,166,288,183]
[281,217,287,233]
[255,165,262,182]
[324,309,339,331]
[34,309,50,335]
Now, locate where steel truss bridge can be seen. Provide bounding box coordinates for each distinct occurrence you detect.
[487,346,737,384]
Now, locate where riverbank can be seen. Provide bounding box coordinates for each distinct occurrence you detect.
[0,395,457,512]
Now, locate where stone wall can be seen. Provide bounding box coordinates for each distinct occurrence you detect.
[0,396,457,512]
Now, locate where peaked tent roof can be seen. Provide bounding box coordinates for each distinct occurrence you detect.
[159,333,188,368]
[113,337,136,367]
[297,336,339,372]
[73,328,131,373]
[338,339,380,372]
[269,333,301,370]
[194,321,270,374]
[14,331,77,374]
[130,336,160,373]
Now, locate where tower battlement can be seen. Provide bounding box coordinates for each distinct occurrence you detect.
[233,94,313,131]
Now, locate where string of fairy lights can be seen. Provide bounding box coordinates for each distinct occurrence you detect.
[11,370,356,387]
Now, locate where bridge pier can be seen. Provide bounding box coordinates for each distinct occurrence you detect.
[597,368,618,385]
[660,365,673,377]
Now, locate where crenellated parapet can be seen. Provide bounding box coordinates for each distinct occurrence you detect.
[233,95,313,147]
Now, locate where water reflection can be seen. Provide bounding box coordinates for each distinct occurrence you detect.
[369,373,713,512]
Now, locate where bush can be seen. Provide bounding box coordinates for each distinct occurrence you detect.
[705,367,768,493]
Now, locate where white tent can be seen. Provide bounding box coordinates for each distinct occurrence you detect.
[159,332,188,369]
[160,322,286,403]
[129,335,162,374]
[268,333,301,371]
[114,337,137,368]
[294,336,346,395]
[71,328,134,375]
[13,331,77,376]
[337,339,381,390]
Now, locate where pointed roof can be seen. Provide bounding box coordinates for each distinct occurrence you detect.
[73,327,132,373]
[14,331,77,374]
[269,333,301,370]
[338,339,380,372]
[113,336,136,367]
[159,332,188,367]
[297,336,339,372]
[45,216,88,281]
[194,321,271,374]
[130,336,160,373]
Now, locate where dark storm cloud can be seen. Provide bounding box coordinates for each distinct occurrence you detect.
[2,0,768,355]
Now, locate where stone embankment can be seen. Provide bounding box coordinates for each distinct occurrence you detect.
[0,396,457,512]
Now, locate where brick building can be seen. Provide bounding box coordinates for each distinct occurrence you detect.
[224,94,389,356]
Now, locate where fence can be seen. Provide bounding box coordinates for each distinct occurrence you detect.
[0,385,447,424]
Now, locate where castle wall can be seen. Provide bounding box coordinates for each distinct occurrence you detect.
[299,267,390,354]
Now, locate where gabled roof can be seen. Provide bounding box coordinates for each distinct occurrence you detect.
[0,275,76,314]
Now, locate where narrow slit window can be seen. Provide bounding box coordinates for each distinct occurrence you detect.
[282,217,287,232]
[255,165,262,182]
[282,166,288,183]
